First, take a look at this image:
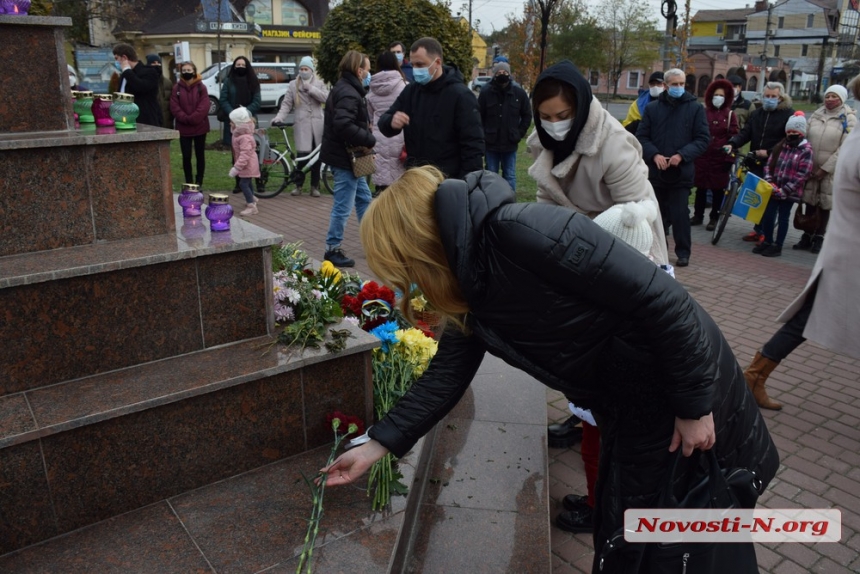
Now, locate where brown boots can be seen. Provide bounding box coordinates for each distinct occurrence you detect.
[744,351,782,410]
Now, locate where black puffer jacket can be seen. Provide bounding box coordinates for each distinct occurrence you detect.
[368,171,778,572]
[636,90,710,187]
[320,72,376,171]
[378,65,484,178]
[728,96,795,177]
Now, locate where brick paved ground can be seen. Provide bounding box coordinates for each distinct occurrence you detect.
[235,189,860,574]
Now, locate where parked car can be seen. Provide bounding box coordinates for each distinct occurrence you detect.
[203,62,297,115]
[470,75,492,93]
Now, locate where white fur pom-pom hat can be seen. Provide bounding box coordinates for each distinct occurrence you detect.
[592,200,658,256]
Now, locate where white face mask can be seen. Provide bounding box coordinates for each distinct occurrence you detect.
[712,95,725,108]
[649,86,664,98]
[541,118,573,141]
[299,71,312,82]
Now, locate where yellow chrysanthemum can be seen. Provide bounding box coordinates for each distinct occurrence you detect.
[319,260,342,283]
[395,328,438,377]
[410,294,428,312]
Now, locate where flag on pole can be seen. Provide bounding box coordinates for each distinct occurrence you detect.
[731,172,773,224]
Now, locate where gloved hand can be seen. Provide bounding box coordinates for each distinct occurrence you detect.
[229,167,238,178]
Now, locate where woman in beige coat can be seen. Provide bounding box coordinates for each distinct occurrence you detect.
[743,77,860,411]
[271,56,329,196]
[527,61,668,265]
[793,84,856,253]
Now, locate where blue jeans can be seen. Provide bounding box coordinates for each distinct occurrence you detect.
[238,177,255,205]
[326,167,372,250]
[760,198,794,247]
[485,151,517,191]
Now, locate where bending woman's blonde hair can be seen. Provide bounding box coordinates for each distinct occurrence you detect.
[360,166,470,329]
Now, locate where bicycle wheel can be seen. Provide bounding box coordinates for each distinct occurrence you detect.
[254,149,290,198]
[321,163,334,194]
[711,182,739,245]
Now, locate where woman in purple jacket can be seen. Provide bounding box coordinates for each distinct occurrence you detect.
[170,61,210,188]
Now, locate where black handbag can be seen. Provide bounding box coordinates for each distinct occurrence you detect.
[646,449,763,574]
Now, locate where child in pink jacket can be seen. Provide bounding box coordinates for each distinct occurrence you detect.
[228,107,261,216]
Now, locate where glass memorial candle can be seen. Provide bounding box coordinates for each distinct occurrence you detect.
[92,93,115,127]
[205,194,233,232]
[73,91,95,123]
[177,183,204,217]
[109,93,139,129]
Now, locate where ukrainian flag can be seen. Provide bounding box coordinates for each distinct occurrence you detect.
[731,172,773,224]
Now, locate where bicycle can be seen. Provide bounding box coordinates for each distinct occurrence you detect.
[710,151,764,245]
[252,121,334,198]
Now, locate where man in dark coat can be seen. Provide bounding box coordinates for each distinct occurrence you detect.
[324,169,779,573]
[146,54,174,129]
[725,81,795,243]
[728,74,752,131]
[113,43,162,127]
[477,61,531,191]
[378,37,485,179]
[636,68,710,268]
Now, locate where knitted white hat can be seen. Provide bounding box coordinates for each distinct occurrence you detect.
[229,106,253,124]
[299,56,315,72]
[785,111,807,135]
[825,84,848,104]
[593,200,658,256]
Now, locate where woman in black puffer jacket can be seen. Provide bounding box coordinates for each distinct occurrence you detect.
[323,167,778,574]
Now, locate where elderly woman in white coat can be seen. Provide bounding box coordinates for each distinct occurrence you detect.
[271,56,329,196]
[743,76,860,412]
[793,84,856,253]
[527,61,668,264]
[366,52,407,196]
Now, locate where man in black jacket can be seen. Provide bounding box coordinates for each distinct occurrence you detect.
[378,37,484,179]
[113,44,162,127]
[477,61,531,190]
[724,81,794,243]
[637,68,710,267]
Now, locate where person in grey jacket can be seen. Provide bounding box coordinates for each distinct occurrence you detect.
[636,68,710,267]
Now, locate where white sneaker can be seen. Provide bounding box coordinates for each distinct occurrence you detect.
[290,188,302,196]
[240,203,258,216]
[310,188,320,197]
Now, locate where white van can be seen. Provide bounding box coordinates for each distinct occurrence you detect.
[203,62,297,115]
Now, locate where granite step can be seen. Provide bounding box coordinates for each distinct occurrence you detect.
[0,209,282,397]
[0,327,378,554]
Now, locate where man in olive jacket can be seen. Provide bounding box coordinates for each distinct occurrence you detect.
[478,61,531,190]
[378,37,484,179]
[636,68,710,268]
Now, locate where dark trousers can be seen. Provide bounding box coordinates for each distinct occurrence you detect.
[179,134,206,185]
[762,285,816,362]
[654,184,692,259]
[693,187,725,221]
[805,204,831,235]
[760,198,794,247]
[297,149,320,188]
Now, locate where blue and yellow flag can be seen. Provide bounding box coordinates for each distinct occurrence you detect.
[731,172,773,224]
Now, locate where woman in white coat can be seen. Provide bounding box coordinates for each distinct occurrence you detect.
[793,84,856,253]
[366,52,407,196]
[743,76,860,411]
[527,61,668,264]
[272,56,329,196]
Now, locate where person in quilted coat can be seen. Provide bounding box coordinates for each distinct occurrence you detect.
[366,51,407,196]
[322,167,779,574]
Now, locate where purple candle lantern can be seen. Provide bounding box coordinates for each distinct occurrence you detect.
[0,0,14,14]
[92,94,115,127]
[8,0,29,14]
[205,194,233,232]
[178,183,204,217]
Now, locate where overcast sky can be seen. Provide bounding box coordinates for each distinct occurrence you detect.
[468,0,764,35]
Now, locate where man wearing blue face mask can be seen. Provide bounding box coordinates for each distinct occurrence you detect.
[636,68,710,268]
[389,41,413,82]
[378,37,485,179]
[724,82,795,244]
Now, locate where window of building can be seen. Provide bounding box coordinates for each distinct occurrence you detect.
[627,71,640,89]
[774,45,780,57]
[281,0,310,26]
[589,71,600,87]
[778,16,784,29]
[807,14,815,28]
[716,22,724,34]
[802,44,808,56]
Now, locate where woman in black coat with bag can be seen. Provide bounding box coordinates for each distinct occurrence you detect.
[319,50,376,269]
[322,167,779,573]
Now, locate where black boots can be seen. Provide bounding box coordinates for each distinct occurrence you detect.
[810,235,824,254]
[792,233,812,250]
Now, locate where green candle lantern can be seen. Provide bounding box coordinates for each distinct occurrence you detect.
[73,90,95,123]
[109,93,139,129]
